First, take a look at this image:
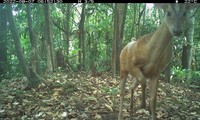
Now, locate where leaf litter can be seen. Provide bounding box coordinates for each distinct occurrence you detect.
[0,72,200,120]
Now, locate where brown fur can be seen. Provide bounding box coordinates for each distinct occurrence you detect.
[118,4,199,120]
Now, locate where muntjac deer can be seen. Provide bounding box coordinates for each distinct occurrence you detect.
[118,3,199,120]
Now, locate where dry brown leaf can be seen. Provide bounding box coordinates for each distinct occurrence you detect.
[79,112,88,119]
[70,118,78,120]
[1,72,200,119]
[94,113,102,119]
[105,103,113,111]
[39,106,49,111]
[61,111,67,117]
[136,109,149,115]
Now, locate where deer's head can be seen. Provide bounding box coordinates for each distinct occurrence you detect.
[154,3,199,36]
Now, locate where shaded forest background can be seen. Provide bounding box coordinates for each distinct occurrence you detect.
[0,3,200,88]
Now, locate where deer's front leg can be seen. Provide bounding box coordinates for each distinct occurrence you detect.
[149,76,159,120]
[140,76,147,108]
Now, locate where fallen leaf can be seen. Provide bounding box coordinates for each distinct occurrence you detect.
[61,111,67,117]
[105,103,113,111]
[94,113,102,119]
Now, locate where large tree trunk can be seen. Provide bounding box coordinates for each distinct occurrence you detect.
[7,4,41,89]
[0,5,8,80]
[116,4,127,73]
[44,4,54,73]
[7,4,30,78]
[112,3,127,77]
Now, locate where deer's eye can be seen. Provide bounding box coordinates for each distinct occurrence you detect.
[166,11,171,16]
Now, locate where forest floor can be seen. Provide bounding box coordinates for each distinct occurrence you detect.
[0,72,200,120]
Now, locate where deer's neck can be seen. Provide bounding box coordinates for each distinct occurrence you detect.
[148,22,173,62]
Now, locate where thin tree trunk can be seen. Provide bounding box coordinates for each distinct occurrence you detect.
[136,4,141,38]
[182,10,195,81]
[66,4,71,56]
[164,42,173,83]
[142,4,146,33]
[26,4,39,73]
[112,4,118,77]
[131,4,137,39]
[182,10,195,70]
[78,4,86,71]
[44,4,54,72]
[137,4,145,38]
[105,31,110,62]
[0,5,8,79]
[112,3,127,76]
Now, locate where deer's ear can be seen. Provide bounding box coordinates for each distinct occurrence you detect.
[154,3,169,10]
[186,3,200,10]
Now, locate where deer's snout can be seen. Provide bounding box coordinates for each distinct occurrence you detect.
[173,28,182,36]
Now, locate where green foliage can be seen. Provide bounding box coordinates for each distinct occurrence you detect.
[190,70,200,86]
[82,4,113,71]
[171,66,200,86]
[192,10,200,71]
[101,86,119,95]
[171,66,191,83]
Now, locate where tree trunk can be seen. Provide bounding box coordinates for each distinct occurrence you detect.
[0,5,8,79]
[142,4,146,33]
[26,4,39,73]
[112,3,127,77]
[116,3,127,73]
[105,31,111,71]
[44,4,54,73]
[182,10,195,70]
[137,4,145,38]
[78,4,86,71]
[112,4,119,77]
[164,42,173,83]
[136,4,141,38]
[7,4,42,89]
[181,10,195,81]
[130,4,137,40]
[65,4,71,56]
